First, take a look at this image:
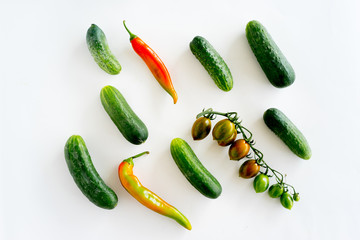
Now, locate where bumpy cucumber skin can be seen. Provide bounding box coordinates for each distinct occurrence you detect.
[246,20,295,88]
[170,138,222,199]
[64,135,118,209]
[86,24,121,75]
[190,36,233,92]
[100,85,148,145]
[263,108,311,160]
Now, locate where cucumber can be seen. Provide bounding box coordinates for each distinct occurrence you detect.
[64,135,118,209]
[170,138,222,199]
[190,36,233,92]
[100,85,148,145]
[246,20,295,88]
[263,108,311,160]
[86,24,121,75]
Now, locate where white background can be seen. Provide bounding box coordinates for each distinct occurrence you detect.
[1,0,360,239]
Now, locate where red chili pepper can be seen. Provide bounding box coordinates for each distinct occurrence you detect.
[118,151,192,230]
[123,21,178,104]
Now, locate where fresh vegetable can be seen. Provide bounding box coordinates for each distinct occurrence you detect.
[239,160,260,179]
[280,192,294,210]
[217,130,237,146]
[293,193,300,202]
[191,117,211,140]
[245,20,295,88]
[190,36,233,91]
[212,119,237,146]
[195,108,300,208]
[100,85,148,145]
[118,151,191,230]
[263,108,312,160]
[64,135,118,209]
[253,174,270,193]
[228,139,250,160]
[268,184,284,198]
[123,21,178,104]
[86,24,121,75]
[170,138,222,199]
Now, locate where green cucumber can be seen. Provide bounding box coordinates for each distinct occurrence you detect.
[64,135,118,209]
[86,24,121,75]
[190,36,233,92]
[263,108,311,160]
[170,138,222,199]
[246,20,295,88]
[100,85,148,145]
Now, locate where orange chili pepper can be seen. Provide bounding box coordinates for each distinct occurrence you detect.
[123,21,178,104]
[118,151,192,230]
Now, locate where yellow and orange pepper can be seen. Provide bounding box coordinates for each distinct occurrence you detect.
[118,151,192,230]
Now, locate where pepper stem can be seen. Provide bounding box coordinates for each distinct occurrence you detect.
[123,20,137,40]
[131,151,149,159]
[124,151,149,165]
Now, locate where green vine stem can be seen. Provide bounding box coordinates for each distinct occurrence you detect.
[196,108,299,196]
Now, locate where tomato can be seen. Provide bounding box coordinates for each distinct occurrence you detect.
[268,184,284,198]
[191,117,212,140]
[280,192,293,210]
[212,119,236,142]
[217,130,237,146]
[239,160,260,179]
[293,193,300,202]
[228,139,250,160]
[253,174,269,193]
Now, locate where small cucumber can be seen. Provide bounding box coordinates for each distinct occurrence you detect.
[86,24,121,75]
[263,108,311,160]
[100,85,148,145]
[170,138,222,199]
[190,36,233,92]
[64,135,118,209]
[246,20,295,88]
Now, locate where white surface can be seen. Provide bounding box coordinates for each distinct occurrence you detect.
[1,0,360,239]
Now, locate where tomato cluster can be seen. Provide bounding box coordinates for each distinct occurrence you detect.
[192,114,299,210]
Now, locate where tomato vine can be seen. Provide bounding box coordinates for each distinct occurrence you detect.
[196,108,299,201]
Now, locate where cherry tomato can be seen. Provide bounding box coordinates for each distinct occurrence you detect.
[239,160,260,179]
[253,174,269,193]
[268,184,284,198]
[191,117,211,140]
[293,193,300,202]
[228,139,250,160]
[212,119,236,142]
[217,130,237,146]
[280,192,293,210]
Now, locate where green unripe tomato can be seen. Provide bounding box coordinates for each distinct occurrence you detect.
[268,184,284,198]
[253,174,269,193]
[192,117,211,140]
[280,192,293,210]
[293,193,300,202]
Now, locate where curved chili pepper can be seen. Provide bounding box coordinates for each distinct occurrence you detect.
[118,151,192,230]
[123,21,178,104]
